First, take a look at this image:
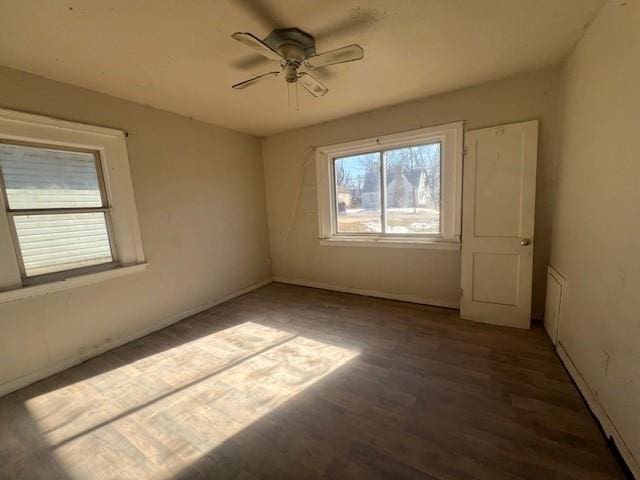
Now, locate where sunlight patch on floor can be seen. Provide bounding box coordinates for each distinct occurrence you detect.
[25,321,358,479]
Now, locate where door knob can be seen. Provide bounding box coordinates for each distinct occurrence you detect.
[521,238,531,246]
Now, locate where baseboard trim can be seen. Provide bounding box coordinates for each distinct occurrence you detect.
[272,276,460,309]
[0,278,272,398]
[557,342,639,479]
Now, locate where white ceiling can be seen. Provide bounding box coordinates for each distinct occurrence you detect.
[0,0,604,136]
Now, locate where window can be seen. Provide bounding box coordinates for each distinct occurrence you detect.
[0,108,146,300]
[0,142,117,278]
[335,152,382,233]
[334,143,441,235]
[316,122,463,247]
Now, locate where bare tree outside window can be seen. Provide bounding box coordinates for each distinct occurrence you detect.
[333,143,440,235]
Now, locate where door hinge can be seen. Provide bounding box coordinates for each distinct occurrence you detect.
[462,146,468,157]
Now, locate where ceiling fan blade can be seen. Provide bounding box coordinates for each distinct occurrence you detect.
[232,71,280,90]
[304,44,364,69]
[313,12,377,43]
[298,72,328,97]
[231,32,283,62]
[233,0,282,31]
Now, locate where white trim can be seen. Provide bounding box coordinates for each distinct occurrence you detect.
[316,121,462,157]
[318,237,461,250]
[315,121,464,245]
[0,107,126,138]
[545,264,567,344]
[0,107,145,291]
[0,278,272,397]
[557,342,640,479]
[0,263,148,304]
[273,276,460,309]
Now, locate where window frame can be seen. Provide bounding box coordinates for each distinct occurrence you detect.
[316,121,463,248]
[0,139,120,283]
[0,108,146,302]
[331,140,443,237]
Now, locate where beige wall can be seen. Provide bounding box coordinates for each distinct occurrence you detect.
[551,0,640,470]
[0,66,271,394]
[263,67,562,312]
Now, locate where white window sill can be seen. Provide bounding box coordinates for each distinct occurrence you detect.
[318,237,461,250]
[0,263,148,305]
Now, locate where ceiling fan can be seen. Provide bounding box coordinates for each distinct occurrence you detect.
[231,28,364,97]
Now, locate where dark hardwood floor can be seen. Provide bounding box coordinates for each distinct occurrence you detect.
[0,283,626,479]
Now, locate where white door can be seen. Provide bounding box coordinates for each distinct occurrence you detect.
[460,120,538,329]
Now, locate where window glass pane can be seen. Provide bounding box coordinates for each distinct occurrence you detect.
[0,143,103,209]
[13,212,113,277]
[383,143,441,234]
[335,153,381,233]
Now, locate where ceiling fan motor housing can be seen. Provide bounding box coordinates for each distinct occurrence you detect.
[264,28,316,82]
[264,28,316,58]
